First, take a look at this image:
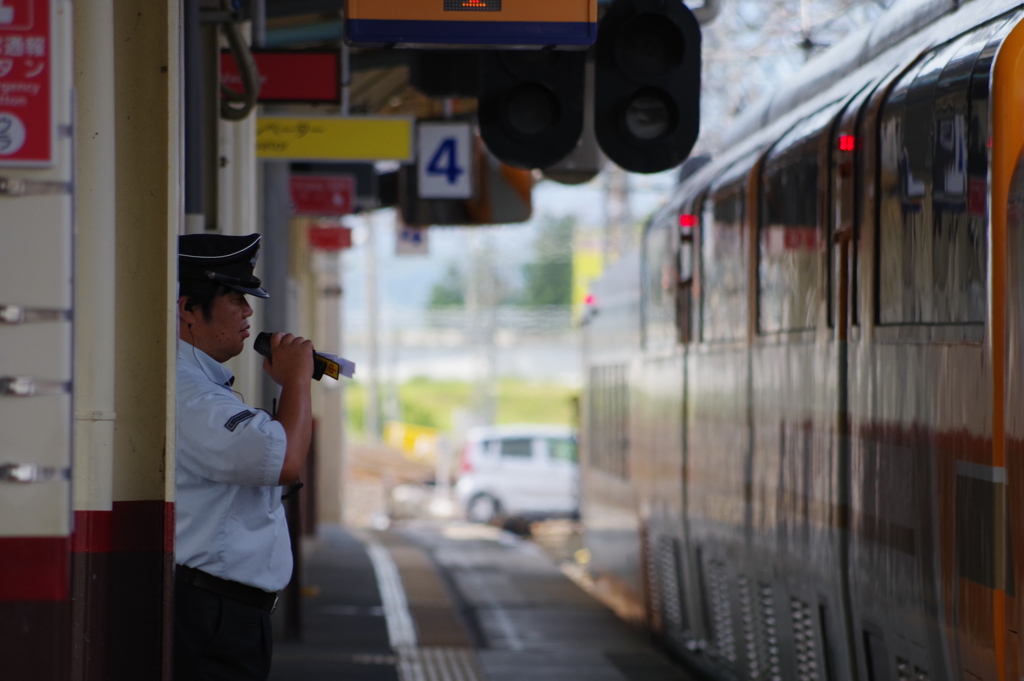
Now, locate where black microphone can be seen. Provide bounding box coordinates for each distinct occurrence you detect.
[253,332,355,381]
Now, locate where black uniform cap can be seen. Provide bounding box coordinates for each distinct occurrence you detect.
[178,233,270,298]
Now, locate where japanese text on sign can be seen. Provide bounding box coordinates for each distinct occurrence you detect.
[256,116,413,162]
[0,0,52,165]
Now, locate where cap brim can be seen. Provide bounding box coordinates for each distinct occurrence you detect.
[226,282,270,298]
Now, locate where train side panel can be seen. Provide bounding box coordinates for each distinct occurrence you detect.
[578,4,1024,681]
[580,253,647,623]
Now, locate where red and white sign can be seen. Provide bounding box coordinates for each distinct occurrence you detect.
[290,175,355,216]
[221,50,340,104]
[763,226,818,256]
[308,224,353,251]
[0,0,52,166]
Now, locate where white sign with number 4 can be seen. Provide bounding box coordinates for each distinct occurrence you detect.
[417,121,472,200]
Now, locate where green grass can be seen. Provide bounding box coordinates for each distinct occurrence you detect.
[344,377,577,438]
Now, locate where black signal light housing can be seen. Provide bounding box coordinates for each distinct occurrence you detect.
[595,0,702,173]
[478,50,587,170]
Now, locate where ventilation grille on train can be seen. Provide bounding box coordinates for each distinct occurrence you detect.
[759,583,782,681]
[896,657,928,681]
[657,536,686,636]
[790,597,820,681]
[705,559,737,664]
[738,576,759,678]
[644,531,662,631]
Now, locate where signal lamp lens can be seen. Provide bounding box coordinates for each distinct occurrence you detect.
[585,293,595,305]
[679,214,697,228]
[617,14,685,77]
[624,89,675,141]
[504,83,560,137]
[838,134,856,152]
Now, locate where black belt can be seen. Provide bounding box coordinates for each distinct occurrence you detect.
[176,564,279,614]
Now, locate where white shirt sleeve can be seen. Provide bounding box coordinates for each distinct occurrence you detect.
[177,387,287,487]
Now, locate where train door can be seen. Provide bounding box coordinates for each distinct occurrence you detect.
[828,71,883,681]
[845,14,1019,681]
[634,210,689,646]
[747,96,855,681]
[683,157,757,676]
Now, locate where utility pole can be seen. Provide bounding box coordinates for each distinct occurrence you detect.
[603,166,633,264]
[467,232,498,427]
[364,213,381,443]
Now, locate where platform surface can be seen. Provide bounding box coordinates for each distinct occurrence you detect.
[270,521,701,681]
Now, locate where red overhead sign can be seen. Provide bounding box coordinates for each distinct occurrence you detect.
[290,175,355,216]
[221,49,340,104]
[0,0,53,166]
[309,224,353,251]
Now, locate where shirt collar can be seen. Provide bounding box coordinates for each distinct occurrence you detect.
[178,339,236,387]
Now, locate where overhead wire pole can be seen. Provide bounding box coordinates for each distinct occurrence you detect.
[603,165,633,265]
[467,232,499,428]
[364,212,382,444]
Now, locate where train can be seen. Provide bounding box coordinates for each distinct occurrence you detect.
[578,1,1024,680]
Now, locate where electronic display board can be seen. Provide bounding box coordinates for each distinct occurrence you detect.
[443,0,502,10]
[345,0,597,48]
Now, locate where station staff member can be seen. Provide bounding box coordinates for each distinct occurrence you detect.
[174,233,313,681]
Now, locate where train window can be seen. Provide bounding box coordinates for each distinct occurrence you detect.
[701,170,749,343]
[876,20,1010,326]
[759,102,843,333]
[642,218,678,351]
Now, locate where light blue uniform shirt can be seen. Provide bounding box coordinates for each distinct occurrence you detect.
[175,340,292,592]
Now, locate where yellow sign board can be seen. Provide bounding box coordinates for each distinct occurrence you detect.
[384,421,438,463]
[256,116,414,161]
[572,250,604,321]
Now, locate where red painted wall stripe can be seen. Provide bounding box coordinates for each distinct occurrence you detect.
[0,537,70,601]
[0,501,173,602]
[73,501,174,554]
[72,510,112,553]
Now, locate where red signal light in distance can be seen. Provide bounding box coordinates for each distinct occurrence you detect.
[679,214,697,228]
[838,135,856,152]
[585,293,595,306]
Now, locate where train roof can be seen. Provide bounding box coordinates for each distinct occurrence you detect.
[667,0,1023,221]
[719,0,1017,149]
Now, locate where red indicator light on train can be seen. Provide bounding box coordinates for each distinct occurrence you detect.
[679,214,697,228]
[838,135,856,152]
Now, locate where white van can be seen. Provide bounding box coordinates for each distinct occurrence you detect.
[455,424,578,524]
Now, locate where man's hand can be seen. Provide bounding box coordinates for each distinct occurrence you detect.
[262,332,314,387]
[262,332,314,484]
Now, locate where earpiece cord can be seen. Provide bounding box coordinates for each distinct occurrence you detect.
[187,321,245,402]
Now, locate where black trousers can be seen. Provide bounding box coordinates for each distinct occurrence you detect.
[174,580,273,681]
